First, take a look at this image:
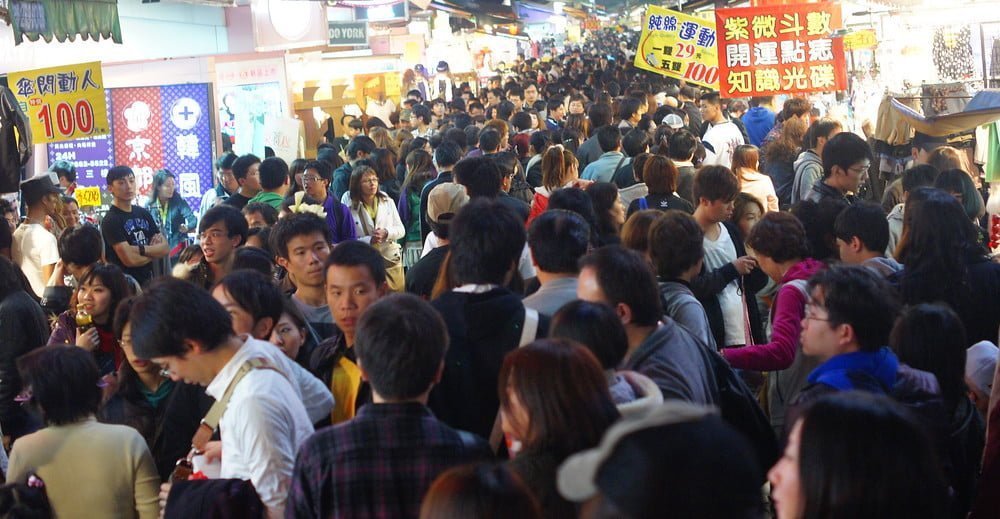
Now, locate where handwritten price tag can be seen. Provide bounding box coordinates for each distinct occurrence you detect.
[75,186,102,207]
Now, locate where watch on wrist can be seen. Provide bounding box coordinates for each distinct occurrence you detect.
[139,244,147,257]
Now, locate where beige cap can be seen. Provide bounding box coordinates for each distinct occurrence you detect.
[426,182,469,223]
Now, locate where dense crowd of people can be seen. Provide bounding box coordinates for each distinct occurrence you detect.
[0,33,999,519]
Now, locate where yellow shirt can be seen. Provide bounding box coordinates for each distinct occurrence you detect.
[330,355,363,424]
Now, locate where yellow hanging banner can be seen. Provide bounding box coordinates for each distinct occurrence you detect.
[8,61,109,144]
[634,6,720,89]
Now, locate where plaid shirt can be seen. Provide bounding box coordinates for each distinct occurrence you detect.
[286,402,492,519]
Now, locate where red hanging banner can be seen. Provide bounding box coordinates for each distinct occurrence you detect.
[715,3,847,98]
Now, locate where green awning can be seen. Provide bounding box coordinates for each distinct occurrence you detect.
[9,0,122,46]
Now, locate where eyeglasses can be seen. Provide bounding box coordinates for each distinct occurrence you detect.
[803,301,831,322]
[301,175,323,184]
[199,229,228,241]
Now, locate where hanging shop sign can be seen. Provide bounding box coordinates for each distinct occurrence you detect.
[9,61,109,144]
[634,6,720,89]
[328,21,368,46]
[843,29,877,51]
[715,3,847,98]
[46,84,215,214]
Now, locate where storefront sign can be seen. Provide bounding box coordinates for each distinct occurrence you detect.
[9,61,109,144]
[843,29,877,50]
[328,21,368,46]
[715,3,847,98]
[46,84,214,213]
[634,6,720,89]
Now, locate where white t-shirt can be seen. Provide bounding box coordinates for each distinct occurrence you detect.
[702,120,745,169]
[702,223,746,346]
[12,223,59,296]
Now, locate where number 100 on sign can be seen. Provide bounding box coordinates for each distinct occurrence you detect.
[36,100,98,140]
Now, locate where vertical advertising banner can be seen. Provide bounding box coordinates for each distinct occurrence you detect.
[715,3,847,98]
[160,84,214,215]
[112,87,164,201]
[634,6,720,89]
[47,89,115,189]
[9,61,109,144]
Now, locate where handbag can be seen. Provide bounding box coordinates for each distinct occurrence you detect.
[357,198,404,291]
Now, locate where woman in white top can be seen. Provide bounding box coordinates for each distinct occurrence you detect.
[346,165,406,291]
[731,144,779,213]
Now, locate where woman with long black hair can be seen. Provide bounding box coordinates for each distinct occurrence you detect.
[0,256,48,440]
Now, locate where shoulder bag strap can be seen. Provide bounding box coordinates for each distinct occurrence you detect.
[191,357,273,451]
[489,307,539,453]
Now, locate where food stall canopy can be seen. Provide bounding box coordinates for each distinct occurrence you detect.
[7,0,122,45]
[891,90,1000,136]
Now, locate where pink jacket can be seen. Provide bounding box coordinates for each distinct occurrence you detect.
[721,258,825,371]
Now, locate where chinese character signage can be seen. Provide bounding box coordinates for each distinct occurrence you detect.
[9,61,109,144]
[635,6,720,89]
[46,84,214,214]
[715,3,847,98]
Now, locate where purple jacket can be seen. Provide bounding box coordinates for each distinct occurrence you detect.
[322,196,357,243]
[722,258,824,371]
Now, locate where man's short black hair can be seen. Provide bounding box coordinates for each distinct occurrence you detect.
[511,112,533,132]
[506,85,524,99]
[347,135,377,160]
[242,202,278,226]
[588,103,613,129]
[449,199,525,285]
[648,211,704,279]
[324,240,386,287]
[355,294,448,400]
[596,125,622,153]
[269,212,332,259]
[699,91,722,105]
[528,210,590,275]
[435,141,462,168]
[693,165,739,203]
[18,346,100,426]
[130,277,234,358]
[106,165,134,186]
[232,247,274,277]
[579,245,662,327]
[822,132,873,178]
[217,269,283,328]
[834,202,890,254]
[232,154,261,181]
[258,157,288,190]
[901,164,938,194]
[618,97,642,121]
[807,265,901,352]
[496,101,515,121]
[668,130,698,161]
[478,129,502,153]
[304,160,333,183]
[411,104,432,125]
[453,156,502,198]
[216,151,238,171]
[622,128,650,157]
[50,161,76,184]
[443,127,468,149]
[57,225,102,266]
[547,98,564,113]
[199,205,249,246]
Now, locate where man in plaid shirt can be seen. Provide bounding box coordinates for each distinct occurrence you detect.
[286,293,492,519]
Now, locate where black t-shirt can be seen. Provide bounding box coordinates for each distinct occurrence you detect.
[224,192,251,210]
[406,245,449,300]
[497,192,530,223]
[627,193,694,218]
[101,205,160,285]
[0,218,11,253]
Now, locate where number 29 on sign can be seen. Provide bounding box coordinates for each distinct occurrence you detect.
[36,99,96,140]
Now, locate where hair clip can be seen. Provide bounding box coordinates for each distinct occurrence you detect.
[27,474,44,488]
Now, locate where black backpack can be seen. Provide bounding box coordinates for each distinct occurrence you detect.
[701,346,780,475]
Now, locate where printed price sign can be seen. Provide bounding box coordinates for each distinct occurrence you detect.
[74,187,102,207]
[634,6,720,89]
[9,61,109,144]
[715,3,847,98]
[843,29,877,50]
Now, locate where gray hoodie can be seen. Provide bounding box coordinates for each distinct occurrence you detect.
[862,256,903,278]
[792,150,823,205]
[659,281,718,351]
[886,203,904,257]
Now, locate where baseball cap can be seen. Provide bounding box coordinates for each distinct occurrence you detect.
[966,341,998,396]
[661,113,684,129]
[558,401,763,518]
[19,172,61,206]
[426,182,469,223]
